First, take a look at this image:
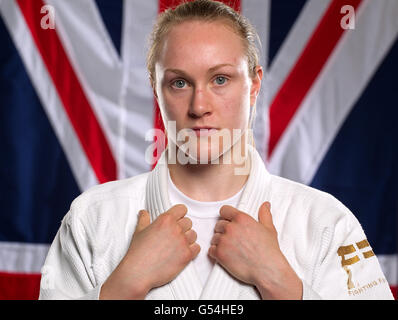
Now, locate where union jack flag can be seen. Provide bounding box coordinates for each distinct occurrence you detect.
[0,0,396,299]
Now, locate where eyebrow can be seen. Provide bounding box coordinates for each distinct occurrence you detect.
[165,63,235,76]
[208,63,235,73]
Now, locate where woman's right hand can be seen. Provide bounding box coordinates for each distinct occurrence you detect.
[99,204,200,299]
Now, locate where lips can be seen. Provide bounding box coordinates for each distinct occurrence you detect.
[191,127,219,137]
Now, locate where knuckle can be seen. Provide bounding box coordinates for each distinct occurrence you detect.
[181,217,192,229]
[210,234,217,245]
[217,235,226,248]
[190,229,197,242]
[235,213,247,225]
[215,245,225,260]
[176,203,188,213]
[172,204,187,217]
[179,233,189,246]
[176,222,184,234]
[184,216,192,223]
[234,213,243,222]
[193,243,200,256]
[158,213,171,225]
[224,222,233,234]
[182,247,192,262]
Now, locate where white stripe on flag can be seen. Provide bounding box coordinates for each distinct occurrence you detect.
[119,0,158,179]
[0,242,49,273]
[0,0,98,191]
[267,0,398,184]
[378,254,398,287]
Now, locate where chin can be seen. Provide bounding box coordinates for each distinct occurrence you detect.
[187,141,233,165]
[172,130,246,165]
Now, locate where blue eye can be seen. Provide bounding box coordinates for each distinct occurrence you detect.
[173,79,186,89]
[215,76,227,85]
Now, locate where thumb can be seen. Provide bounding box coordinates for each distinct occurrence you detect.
[135,209,151,233]
[258,201,273,227]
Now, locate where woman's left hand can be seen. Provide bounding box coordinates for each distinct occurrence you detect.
[208,202,303,300]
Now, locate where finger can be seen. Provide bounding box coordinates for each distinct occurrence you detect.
[185,229,197,244]
[168,204,188,221]
[135,210,151,233]
[211,233,222,245]
[214,219,229,233]
[208,245,217,259]
[190,243,201,259]
[178,217,192,232]
[219,205,239,221]
[258,201,273,227]
[257,202,268,225]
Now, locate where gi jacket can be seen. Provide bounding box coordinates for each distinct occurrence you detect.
[39,145,394,300]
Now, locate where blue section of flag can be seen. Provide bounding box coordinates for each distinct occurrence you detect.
[268,0,307,67]
[311,40,398,255]
[95,0,124,56]
[0,16,81,244]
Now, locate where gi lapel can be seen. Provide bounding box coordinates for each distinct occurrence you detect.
[200,144,271,299]
[145,144,271,300]
[145,147,203,300]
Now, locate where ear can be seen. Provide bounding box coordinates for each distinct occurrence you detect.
[250,65,263,107]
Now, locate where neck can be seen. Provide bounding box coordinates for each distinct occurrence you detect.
[167,142,250,202]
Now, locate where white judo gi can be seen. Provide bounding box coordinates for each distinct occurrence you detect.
[39,144,394,300]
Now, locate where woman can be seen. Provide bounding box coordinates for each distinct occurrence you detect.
[39,0,393,300]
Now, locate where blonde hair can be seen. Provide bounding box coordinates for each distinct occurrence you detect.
[146,0,260,147]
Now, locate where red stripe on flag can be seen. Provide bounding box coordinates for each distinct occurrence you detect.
[17,0,117,183]
[267,0,363,159]
[158,0,240,13]
[152,0,240,167]
[0,272,41,300]
[391,285,397,300]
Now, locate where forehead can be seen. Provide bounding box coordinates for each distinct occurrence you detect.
[157,20,247,71]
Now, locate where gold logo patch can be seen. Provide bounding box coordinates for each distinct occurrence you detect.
[337,239,375,267]
[337,239,375,290]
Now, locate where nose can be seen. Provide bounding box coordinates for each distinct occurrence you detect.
[188,87,212,119]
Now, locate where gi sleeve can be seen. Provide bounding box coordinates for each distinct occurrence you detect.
[309,208,394,300]
[38,207,102,300]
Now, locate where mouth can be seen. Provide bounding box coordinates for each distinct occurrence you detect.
[191,127,219,137]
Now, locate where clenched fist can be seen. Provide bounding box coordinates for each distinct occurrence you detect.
[208,202,302,300]
[100,204,200,299]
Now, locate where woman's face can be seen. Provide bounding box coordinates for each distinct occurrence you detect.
[154,20,262,164]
